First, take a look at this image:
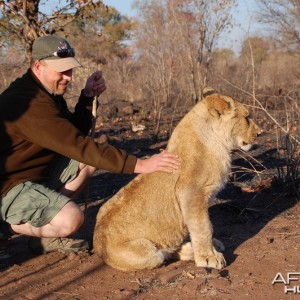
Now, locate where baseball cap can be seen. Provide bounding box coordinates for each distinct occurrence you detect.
[32,35,82,72]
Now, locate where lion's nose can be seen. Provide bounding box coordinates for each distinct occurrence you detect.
[256,125,263,135]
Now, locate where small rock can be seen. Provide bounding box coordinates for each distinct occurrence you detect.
[114,288,134,297]
[208,268,220,278]
[67,252,79,261]
[155,269,183,285]
[121,105,133,115]
[209,278,231,289]
[180,280,203,293]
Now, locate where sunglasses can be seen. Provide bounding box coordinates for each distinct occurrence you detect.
[40,48,75,60]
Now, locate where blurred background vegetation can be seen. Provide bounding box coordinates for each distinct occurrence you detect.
[1,0,300,135]
[1,0,300,195]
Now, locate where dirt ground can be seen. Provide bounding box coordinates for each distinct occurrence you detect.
[0,121,299,300]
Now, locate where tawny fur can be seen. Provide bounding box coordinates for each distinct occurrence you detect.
[93,90,260,271]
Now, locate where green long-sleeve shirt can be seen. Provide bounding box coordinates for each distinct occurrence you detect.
[0,69,136,197]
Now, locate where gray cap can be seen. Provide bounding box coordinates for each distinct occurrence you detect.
[32,35,82,72]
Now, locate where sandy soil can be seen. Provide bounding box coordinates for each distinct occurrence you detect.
[0,127,299,300]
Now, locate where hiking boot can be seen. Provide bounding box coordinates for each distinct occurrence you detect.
[0,238,11,270]
[28,237,89,254]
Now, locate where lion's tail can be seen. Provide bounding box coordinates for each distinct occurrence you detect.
[93,225,104,262]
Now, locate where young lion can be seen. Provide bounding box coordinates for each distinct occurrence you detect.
[93,89,260,271]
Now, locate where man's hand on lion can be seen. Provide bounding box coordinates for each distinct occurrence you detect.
[134,151,181,174]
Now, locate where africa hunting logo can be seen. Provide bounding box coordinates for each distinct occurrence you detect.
[272,272,300,294]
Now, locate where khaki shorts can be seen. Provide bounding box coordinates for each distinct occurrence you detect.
[0,157,79,227]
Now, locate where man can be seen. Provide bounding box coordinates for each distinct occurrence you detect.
[0,35,180,267]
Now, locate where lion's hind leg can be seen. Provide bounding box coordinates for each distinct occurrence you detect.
[105,238,166,271]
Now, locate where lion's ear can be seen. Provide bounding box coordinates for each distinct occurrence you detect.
[206,95,236,118]
[202,87,217,98]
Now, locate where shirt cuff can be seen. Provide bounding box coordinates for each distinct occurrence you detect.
[122,155,137,174]
[78,89,94,105]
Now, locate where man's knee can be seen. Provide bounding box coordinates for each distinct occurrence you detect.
[60,212,84,237]
[52,202,84,237]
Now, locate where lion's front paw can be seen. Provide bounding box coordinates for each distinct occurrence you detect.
[195,249,226,270]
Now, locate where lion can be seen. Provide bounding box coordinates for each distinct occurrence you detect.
[93,89,260,271]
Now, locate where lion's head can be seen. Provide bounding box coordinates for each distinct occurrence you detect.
[200,89,261,151]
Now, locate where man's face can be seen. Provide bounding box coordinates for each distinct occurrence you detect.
[35,60,73,95]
